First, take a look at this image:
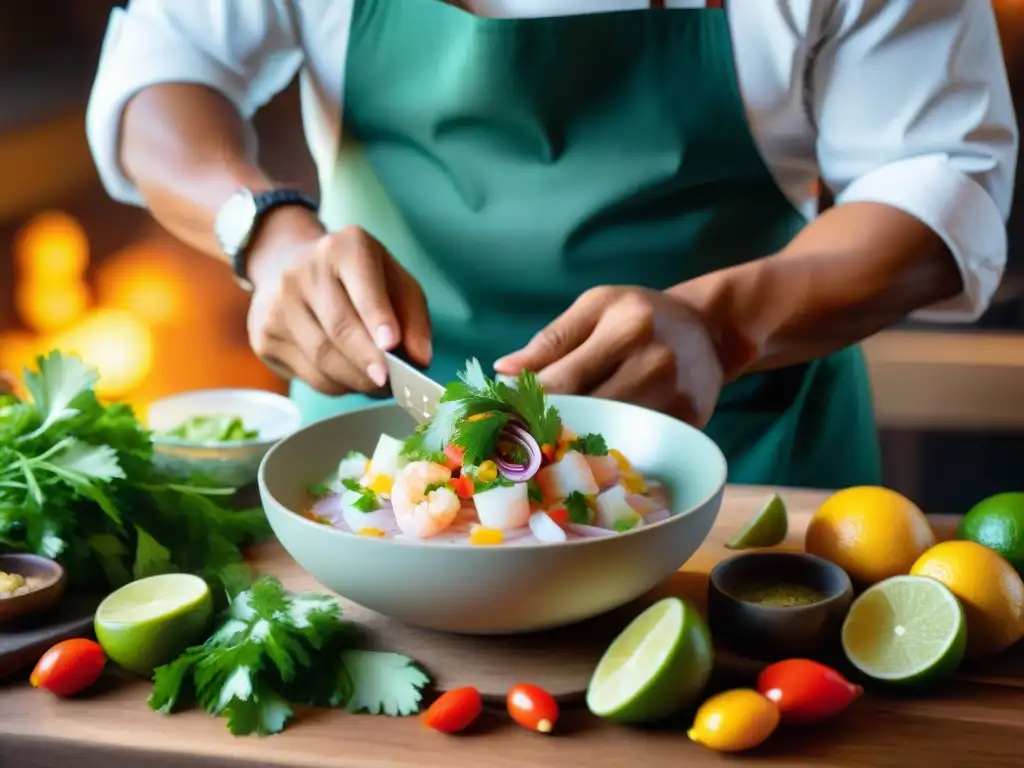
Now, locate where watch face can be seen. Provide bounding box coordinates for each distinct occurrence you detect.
[214,189,259,258]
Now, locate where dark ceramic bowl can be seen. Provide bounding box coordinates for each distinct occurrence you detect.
[707,551,854,661]
[0,554,67,625]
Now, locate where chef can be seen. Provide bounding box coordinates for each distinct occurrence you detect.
[86,0,1016,488]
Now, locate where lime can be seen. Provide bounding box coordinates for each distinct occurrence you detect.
[586,597,714,723]
[841,574,966,686]
[94,573,214,677]
[726,493,788,549]
[958,493,1024,574]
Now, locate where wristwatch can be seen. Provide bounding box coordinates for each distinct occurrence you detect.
[214,188,319,289]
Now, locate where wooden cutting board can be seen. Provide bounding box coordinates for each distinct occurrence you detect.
[0,594,103,679]
[248,485,1024,700]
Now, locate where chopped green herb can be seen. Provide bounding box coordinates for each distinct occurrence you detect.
[613,518,639,533]
[343,450,362,460]
[527,479,543,504]
[473,475,515,494]
[400,359,561,467]
[568,433,609,456]
[158,414,258,443]
[341,479,378,513]
[424,482,447,493]
[149,576,430,736]
[564,491,592,525]
[307,482,333,497]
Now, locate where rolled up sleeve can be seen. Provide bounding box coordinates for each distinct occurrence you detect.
[85,0,304,206]
[811,0,1018,322]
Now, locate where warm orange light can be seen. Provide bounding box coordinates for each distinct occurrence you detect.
[0,330,45,377]
[14,210,90,281]
[14,280,91,333]
[51,309,155,398]
[96,245,185,325]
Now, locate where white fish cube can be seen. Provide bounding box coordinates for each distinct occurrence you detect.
[366,434,407,479]
[536,451,599,502]
[529,511,568,543]
[585,454,619,487]
[340,491,392,533]
[475,483,531,530]
[595,486,643,532]
[338,452,369,481]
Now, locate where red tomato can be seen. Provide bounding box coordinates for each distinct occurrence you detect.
[756,659,863,726]
[547,508,569,528]
[450,474,474,500]
[422,687,483,734]
[30,638,106,698]
[507,683,559,733]
[443,444,466,470]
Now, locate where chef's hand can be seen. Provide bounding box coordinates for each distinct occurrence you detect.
[246,217,432,396]
[493,286,723,426]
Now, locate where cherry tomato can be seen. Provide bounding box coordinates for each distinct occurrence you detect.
[756,659,862,726]
[443,444,466,470]
[422,687,483,734]
[507,683,559,733]
[449,474,474,500]
[30,638,106,698]
[547,508,570,528]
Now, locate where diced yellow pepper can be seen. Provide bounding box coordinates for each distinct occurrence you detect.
[358,528,386,537]
[368,475,393,495]
[470,526,504,546]
[610,449,633,473]
[554,444,567,462]
[620,472,646,494]
[476,461,498,483]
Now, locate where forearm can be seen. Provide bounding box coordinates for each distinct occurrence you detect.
[671,202,964,382]
[119,83,322,278]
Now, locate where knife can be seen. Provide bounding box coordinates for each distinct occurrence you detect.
[365,349,445,425]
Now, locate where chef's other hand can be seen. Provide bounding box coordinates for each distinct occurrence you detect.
[246,224,431,396]
[494,286,723,427]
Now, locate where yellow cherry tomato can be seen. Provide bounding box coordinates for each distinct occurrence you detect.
[688,689,780,753]
[476,461,498,483]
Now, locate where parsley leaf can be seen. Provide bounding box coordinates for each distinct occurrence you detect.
[341,479,378,513]
[527,479,543,504]
[564,491,593,525]
[149,577,431,736]
[567,433,609,456]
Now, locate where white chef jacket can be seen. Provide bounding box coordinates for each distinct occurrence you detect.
[86,0,1018,322]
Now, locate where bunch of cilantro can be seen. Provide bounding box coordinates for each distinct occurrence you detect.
[150,576,430,736]
[0,351,269,594]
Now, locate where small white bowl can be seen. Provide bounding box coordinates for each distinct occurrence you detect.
[148,389,301,488]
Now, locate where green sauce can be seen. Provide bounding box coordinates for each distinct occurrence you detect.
[735,582,826,608]
[158,414,258,443]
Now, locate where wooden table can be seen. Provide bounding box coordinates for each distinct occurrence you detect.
[3,486,1023,768]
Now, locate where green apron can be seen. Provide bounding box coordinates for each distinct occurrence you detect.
[291,0,882,489]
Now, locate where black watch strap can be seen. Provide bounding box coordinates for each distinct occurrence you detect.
[232,189,319,286]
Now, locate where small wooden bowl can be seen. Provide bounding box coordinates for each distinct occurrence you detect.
[0,554,67,625]
[707,551,853,662]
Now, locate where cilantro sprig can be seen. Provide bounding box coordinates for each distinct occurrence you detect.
[564,491,593,525]
[150,577,430,736]
[0,351,269,594]
[341,479,378,513]
[567,433,609,456]
[402,359,561,466]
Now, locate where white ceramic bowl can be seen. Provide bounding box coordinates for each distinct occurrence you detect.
[149,388,301,488]
[259,396,727,635]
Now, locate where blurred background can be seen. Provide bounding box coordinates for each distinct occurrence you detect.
[1,0,1023,514]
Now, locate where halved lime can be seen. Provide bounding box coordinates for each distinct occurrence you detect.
[841,574,966,686]
[725,493,788,549]
[94,573,214,678]
[586,597,714,723]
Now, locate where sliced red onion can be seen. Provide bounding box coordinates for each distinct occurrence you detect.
[568,523,618,538]
[496,424,542,482]
[644,508,671,525]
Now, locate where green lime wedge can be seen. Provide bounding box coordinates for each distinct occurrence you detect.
[94,573,214,678]
[725,493,788,549]
[841,574,966,686]
[586,597,714,723]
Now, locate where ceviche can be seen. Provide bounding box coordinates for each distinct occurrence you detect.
[304,360,670,546]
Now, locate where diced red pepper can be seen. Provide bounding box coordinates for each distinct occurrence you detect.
[449,474,474,499]
[443,444,465,470]
[541,443,556,461]
[547,508,569,528]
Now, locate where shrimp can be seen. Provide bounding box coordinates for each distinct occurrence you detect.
[391,461,461,539]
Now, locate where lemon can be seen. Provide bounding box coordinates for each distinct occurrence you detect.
[910,541,1024,660]
[958,493,1024,574]
[842,575,966,686]
[725,493,787,549]
[94,573,214,677]
[805,486,934,585]
[687,689,779,753]
[586,597,714,723]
